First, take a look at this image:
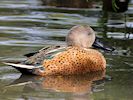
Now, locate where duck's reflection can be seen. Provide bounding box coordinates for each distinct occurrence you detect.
[9,70,106,94]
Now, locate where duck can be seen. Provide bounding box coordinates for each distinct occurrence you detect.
[4,25,110,76]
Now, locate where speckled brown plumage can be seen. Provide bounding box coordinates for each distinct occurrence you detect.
[39,46,106,76]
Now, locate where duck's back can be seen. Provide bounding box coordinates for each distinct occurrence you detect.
[43,47,106,75]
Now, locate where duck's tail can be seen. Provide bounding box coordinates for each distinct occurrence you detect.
[3,62,43,75]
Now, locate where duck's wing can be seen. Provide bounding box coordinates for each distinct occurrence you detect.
[3,46,67,75]
[3,62,43,75]
[24,52,38,57]
[24,46,61,58]
[23,46,67,65]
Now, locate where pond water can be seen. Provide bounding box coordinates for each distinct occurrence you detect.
[0,0,133,100]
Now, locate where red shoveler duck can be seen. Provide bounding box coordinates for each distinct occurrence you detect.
[4,25,112,76]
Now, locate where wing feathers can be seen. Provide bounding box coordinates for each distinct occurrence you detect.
[3,62,38,69]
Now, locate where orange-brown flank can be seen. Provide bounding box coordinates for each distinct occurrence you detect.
[42,47,106,76]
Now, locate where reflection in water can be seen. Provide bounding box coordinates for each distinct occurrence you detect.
[103,0,130,12]
[101,0,132,40]
[0,0,133,100]
[41,71,105,93]
[3,71,105,100]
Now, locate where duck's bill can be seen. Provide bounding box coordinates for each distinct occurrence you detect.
[92,37,115,52]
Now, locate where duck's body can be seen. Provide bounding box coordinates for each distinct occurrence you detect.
[41,46,106,76]
[4,25,107,76]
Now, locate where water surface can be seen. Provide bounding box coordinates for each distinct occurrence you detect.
[0,0,133,100]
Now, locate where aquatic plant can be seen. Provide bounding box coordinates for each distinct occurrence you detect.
[112,0,119,12]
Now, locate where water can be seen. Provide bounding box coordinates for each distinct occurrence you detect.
[0,0,133,100]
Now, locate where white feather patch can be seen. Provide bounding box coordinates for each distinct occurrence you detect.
[3,62,38,69]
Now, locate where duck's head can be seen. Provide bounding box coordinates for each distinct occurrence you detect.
[66,25,115,51]
[66,25,95,48]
